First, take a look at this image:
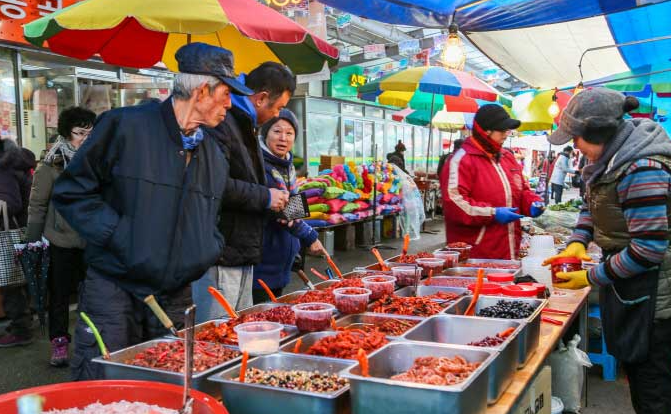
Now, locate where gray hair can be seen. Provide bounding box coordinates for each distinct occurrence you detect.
[172,73,221,100]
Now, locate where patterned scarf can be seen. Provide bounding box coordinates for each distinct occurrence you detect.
[471,120,503,160]
[181,127,204,150]
[44,136,77,167]
[261,140,297,194]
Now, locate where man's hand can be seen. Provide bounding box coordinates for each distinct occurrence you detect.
[268,188,289,212]
[307,239,327,256]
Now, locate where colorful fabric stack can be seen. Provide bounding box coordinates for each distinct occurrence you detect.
[298,161,403,227]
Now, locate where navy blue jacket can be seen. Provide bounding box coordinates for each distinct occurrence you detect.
[253,146,318,289]
[52,99,227,297]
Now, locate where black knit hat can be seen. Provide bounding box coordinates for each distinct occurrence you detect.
[474,104,521,131]
[260,108,299,140]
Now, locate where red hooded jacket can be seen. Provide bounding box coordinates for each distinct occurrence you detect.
[440,137,541,259]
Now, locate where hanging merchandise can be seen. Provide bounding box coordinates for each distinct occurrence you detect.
[364,44,387,60]
[392,165,425,240]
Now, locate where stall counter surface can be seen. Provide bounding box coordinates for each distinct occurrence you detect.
[486,286,590,414]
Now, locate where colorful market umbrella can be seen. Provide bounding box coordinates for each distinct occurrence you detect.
[23,0,338,74]
[512,89,572,131]
[587,63,671,94]
[432,110,475,130]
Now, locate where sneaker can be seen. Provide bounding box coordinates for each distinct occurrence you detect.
[0,333,33,347]
[50,336,69,367]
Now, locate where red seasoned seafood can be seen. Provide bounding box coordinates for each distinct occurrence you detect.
[290,279,365,305]
[370,293,461,317]
[305,330,388,359]
[127,341,239,373]
[390,355,480,386]
[341,318,419,337]
[195,320,290,345]
[396,252,433,264]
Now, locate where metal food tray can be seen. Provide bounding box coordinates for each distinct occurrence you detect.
[237,302,292,316]
[280,331,389,360]
[367,291,463,317]
[464,258,522,268]
[446,296,546,367]
[168,318,300,345]
[393,285,468,299]
[92,338,241,397]
[401,314,523,404]
[442,267,521,278]
[210,353,354,414]
[425,276,478,288]
[340,342,496,414]
[334,313,424,340]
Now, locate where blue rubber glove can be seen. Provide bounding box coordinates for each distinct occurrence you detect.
[530,201,546,218]
[494,207,524,224]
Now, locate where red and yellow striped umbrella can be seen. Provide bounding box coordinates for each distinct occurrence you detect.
[23,0,339,74]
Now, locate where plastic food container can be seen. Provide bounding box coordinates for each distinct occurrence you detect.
[390,265,422,287]
[550,257,583,283]
[501,284,538,298]
[487,272,515,285]
[234,321,283,355]
[291,303,335,332]
[467,282,502,296]
[443,243,472,261]
[347,267,383,279]
[517,282,547,299]
[362,275,397,300]
[415,257,445,276]
[432,250,460,269]
[333,287,372,314]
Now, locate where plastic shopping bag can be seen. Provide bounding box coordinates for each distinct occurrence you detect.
[549,334,592,412]
[391,165,425,241]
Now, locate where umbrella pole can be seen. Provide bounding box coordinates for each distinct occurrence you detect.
[422,93,438,234]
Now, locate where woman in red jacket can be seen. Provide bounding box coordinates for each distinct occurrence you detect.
[440,105,545,259]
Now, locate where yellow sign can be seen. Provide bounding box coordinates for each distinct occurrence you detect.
[265,0,303,7]
[350,74,366,87]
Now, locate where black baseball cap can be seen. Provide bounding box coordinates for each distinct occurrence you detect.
[474,104,521,131]
[175,42,253,96]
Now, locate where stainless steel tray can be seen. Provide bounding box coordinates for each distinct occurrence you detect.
[210,353,353,414]
[442,267,520,278]
[464,258,522,268]
[334,313,424,339]
[446,296,546,367]
[341,342,495,414]
[367,292,464,317]
[425,276,477,288]
[394,285,468,299]
[280,331,389,360]
[93,338,241,397]
[401,314,523,404]
[237,302,292,316]
[168,318,299,345]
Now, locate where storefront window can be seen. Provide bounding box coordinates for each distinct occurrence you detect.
[307,112,339,176]
[21,54,76,158]
[362,121,373,163]
[404,125,414,170]
[343,118,355,161]
[0,50,18,144]
[374,122,384,161]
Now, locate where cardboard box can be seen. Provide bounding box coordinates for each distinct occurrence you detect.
[511,366,552,414]
[320,155,345,170]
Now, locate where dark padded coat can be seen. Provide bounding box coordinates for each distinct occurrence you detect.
[52,99,227,297]
[210,106,270,267]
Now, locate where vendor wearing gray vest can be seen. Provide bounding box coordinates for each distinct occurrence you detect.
[543,87,671,414]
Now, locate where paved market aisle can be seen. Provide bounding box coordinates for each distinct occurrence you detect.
[0,219,634,413]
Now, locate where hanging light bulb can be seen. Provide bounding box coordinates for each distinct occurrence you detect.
[573,81,584,95]
[441,13,466,70]
[548,88,560,118]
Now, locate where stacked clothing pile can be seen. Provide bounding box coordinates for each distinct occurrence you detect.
[299,161,403,228]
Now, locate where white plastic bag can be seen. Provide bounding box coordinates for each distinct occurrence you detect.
[392,165,425,240]
[549,334,592,412]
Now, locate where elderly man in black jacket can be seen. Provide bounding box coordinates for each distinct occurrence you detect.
[52,43,253,380]
[192,62,295,320]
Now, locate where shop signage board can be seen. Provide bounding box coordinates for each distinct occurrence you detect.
[398,39,420,56]
[0,0,82,45]
[328,65,364,98]
[363,43,386,60]
[336,13,351,28]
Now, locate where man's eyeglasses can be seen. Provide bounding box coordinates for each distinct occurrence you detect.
[71,128,92,138]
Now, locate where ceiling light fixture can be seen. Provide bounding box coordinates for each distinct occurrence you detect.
[441,12,466,70]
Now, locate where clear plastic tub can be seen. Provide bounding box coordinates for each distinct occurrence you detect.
[291,303,335,332]
[390,265,422,287]
[333,287,371,314]
[362,275,397,300]
[233,321,283,355]
[432,250,460,269]
[415,257,446,276]
[443,243,472,261]
[347,267,386,279]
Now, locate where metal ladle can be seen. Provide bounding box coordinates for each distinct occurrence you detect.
[179,305,196,414]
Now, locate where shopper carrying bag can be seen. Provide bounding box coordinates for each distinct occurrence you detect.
[0,200,24,287]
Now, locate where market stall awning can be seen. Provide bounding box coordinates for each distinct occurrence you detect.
[23,0,338,74]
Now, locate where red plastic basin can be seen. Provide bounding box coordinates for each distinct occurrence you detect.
[0,380,228,414]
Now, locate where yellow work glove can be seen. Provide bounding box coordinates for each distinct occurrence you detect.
[542,242,592,266]
[554,270,590,289]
